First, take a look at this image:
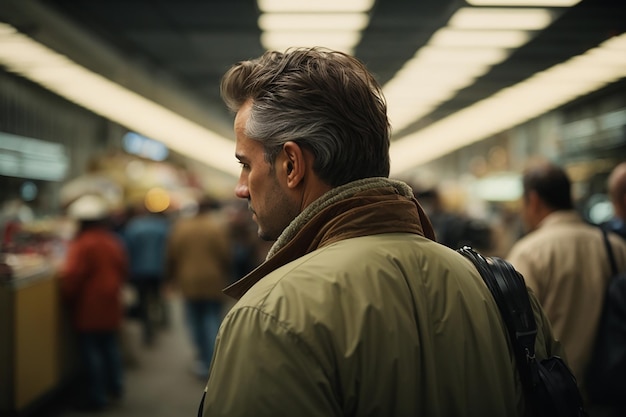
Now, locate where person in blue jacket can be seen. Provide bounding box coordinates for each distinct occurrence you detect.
[122,199,170,346]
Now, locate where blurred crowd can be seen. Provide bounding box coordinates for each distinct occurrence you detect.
[2,155,625,416]
[49,187,270,411]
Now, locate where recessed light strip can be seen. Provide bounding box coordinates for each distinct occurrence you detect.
[389,33,626,176]
[257,0,374,54]
[449,7,555,30]
[260,31,363,54]
[467,0,581,6]
[257,0,375,13]
[258,13,369,31]
[0,23,240,177]
[384,7,556,133]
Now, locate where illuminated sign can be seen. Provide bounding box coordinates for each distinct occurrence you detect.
[123,132,169,161]
[0,132,68,181]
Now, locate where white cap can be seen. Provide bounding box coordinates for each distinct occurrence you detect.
[67,194,110,221]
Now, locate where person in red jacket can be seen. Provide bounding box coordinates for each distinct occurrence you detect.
[59,194,129,411]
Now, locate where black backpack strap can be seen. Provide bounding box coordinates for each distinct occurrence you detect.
[457,246,539,412]
[600,227,619,276]
[458,246,587,417]
[197,385,207,417]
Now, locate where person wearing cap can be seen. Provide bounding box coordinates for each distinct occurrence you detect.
[58,194,129,411]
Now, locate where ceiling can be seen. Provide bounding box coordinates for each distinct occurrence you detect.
[2,0,625,179]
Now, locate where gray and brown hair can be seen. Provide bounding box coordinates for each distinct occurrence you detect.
[220,47,390,186]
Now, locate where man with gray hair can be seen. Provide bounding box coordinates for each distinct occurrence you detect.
[200,47,562,417]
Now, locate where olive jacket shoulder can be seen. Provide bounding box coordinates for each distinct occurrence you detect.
[202,178,562,417]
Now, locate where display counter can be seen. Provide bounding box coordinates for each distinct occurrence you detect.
[0,256,78,416]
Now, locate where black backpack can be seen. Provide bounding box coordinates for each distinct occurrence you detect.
[585,228,626,406]
[457,247,587,417]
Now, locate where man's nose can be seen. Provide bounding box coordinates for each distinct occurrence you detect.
[235,183,249,199]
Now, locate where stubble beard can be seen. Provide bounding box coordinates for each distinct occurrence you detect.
[256,173,299,242]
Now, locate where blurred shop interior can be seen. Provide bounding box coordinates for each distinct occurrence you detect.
[1,0,625,415]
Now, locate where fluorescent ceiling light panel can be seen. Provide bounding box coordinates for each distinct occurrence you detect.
[261,31,361,53]
[430,28,531,48]
[384,5,549,132]
[257,0,375,13]
[384,46,509,131]
[0,23,239,177]
[415,46,509,65]
[467,0,581,6]
[257,0,374,55]
[414,64,492,81]
[258,13,369,31]
[389,33,626,176]
[450,8,554,30]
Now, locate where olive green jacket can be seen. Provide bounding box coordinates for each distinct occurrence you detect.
[202,178,562,417]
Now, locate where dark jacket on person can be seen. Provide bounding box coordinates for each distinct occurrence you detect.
[123,213,170,280]
[602,217,626,240]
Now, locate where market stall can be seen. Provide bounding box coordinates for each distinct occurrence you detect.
[0,243,78,415]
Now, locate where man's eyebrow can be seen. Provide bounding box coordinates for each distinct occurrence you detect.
[235,153,245,161]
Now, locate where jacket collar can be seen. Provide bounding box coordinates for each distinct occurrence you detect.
[223,177,435,299]
[537,210,583,229]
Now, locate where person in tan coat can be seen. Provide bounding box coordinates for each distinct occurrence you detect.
[166,196,232,378]
[507,158,626,399]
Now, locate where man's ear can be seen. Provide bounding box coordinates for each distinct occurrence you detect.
[282,141,306,188]
[526,189,549,217]
[619,193,626,219]
[526,190,539,209]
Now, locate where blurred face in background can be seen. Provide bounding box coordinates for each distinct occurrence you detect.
[608,163,626,221]
[233,100,299,241]
[521,189,541,232]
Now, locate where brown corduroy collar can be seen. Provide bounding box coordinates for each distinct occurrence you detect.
[223,178,435,299]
